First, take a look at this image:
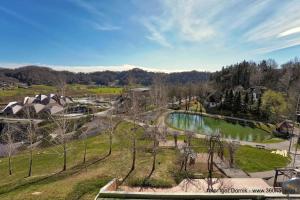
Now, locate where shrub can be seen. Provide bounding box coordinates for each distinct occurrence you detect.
[66,177,110,200]
[171,171,195,184]
[128,178,173,188]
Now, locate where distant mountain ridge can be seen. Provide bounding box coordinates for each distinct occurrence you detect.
[0,65,211,86]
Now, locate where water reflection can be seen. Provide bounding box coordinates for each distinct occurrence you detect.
[167,112,270,142]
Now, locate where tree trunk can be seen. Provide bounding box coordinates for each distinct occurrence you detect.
[174,135,178,148]
[108,131,112,156]
[148,140,157,178]
[184,154,188,171]
[8,155,12,175]
[180,159,184,172]
[63,143,67,171]
[83,142,87,164]
[131,138,136,171]
[28,149,33,177]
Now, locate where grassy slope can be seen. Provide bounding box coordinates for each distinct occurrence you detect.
[0,121,291,199]
[167,135,289,173]
[0,84,123,104]
[0,122,178,200]
[235,145,290,173]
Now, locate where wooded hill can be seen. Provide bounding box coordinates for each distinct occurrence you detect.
[0,58,299,95]
[0,66,211,86]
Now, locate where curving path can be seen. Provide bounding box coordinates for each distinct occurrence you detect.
[158,110,300,181]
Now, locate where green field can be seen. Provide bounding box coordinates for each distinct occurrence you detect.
[165,134,289,173]
[0,84,123,104]
[0,122,178,200]
[235,145,290,173]
[0,120,290,199]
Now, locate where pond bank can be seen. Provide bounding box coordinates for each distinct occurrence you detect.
[174,110,275,133]
[166,112,274,143]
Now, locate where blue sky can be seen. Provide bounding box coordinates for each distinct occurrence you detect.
[0,0,300,72]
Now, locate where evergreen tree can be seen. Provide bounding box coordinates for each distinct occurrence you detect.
[224,90,229,109]
[243,93,249,112]
[228,90,234,110]
[233,92,241,113]
[255,96,262,116]
[244,93,249,105]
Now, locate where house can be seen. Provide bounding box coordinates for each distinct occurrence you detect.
[129,87,150,93]
[204,91,222,108]
[0,93,73,117]
[273,120,294,138]
[116,87,151,113]
[233,85,244,94]
[247,86,267,102]
[1,101,23,115]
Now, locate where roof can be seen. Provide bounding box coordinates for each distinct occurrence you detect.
[276,120,293,129]
[206,91,222,102]
[1,93,73,116]
[130,87,150,92]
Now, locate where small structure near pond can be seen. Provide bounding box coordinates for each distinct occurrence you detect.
[204,91,222,108]
[273,120,293,138]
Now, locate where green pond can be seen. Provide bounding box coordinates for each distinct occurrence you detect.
[166,112,271,142]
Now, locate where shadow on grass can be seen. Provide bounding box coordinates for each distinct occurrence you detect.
[0,153,111,196]
[65,177,111,200]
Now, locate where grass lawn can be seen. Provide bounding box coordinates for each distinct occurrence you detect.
[0,84,123,104]
[0,121,179,200]
[235,145,291,173]
[0,119,290,199]
[262,137,285,143]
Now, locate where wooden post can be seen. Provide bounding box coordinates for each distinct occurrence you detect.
[273,169,278,187]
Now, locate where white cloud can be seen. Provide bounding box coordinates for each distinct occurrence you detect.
[92,23,121,31]
[142,19,172,47]
[243,1,300,53]
[140,0,218,46]
[251,38,300,54]
[72,0,104,17]
[0,63,182,73]
[138,0,300,54]
[278,27,300,38]
[72,0,121,32]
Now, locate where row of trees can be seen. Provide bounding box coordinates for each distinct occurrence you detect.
[1,66,210,86]
[217,89,288,122]
[213,58,300,120]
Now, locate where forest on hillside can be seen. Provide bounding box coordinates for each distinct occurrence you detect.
[166,58,300,122]
[1,58,300,122]
[0,66,211,86]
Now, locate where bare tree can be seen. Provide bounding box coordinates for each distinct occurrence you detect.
[23,106,37,177]
[50,113,72,171]
[144,125,161,179]
[172,131,179,149]
[146,75,168,177]
[26,120,36,177]
[2,123,18,175]
[227,141,239,168]
[181,131,195,171]
[206,135,224,179]
[106,110,121,156]
[120,88,142,184]
[49,79,72,171]
[81,117,91,165]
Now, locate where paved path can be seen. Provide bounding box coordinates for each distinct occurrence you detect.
[214,159,249,178]
[157,110,300,181]
[0,117,43,124]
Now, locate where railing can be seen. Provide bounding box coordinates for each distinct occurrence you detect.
[95,179,300,200]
